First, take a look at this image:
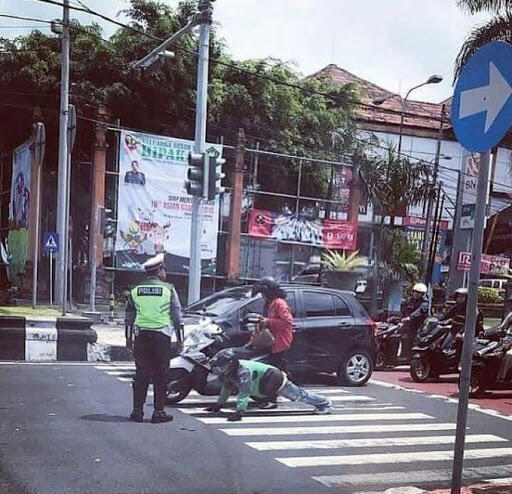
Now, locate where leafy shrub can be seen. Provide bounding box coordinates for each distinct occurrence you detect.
[478,286,502,304]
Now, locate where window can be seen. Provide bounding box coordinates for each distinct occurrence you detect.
[241,298,265,317]
[333,296,351,316]
[303,292,336,318]
[284,291,297,317]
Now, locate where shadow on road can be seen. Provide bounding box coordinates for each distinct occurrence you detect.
[80,414,131,423]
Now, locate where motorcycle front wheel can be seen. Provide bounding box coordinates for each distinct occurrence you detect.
[466,367,486,398]
[410,357,431,382]
[166,380,192,404]
[375,350,386,370]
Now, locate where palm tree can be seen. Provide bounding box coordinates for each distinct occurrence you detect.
[455,1,512,78]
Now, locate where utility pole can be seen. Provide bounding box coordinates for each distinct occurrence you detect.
[188,0,212,304]
[422,104,446,277]
[55,0,70,304]
[227,128,245,279]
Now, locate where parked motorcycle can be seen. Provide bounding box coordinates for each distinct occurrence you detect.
[166,314,267,404]
[375,319,412,370]
[409,318,462,382]
[462,333,512,398]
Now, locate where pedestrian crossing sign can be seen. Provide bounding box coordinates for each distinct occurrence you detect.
[43,232,59,253]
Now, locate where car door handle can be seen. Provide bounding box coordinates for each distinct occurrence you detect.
[338,321,351,327]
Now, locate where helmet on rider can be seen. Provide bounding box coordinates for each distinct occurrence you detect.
[412,283,427,298]
[210,348,239,378]
[454,287,468,305]
[251,276,281,299]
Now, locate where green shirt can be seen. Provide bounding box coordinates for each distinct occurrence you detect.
[217,360,276,412]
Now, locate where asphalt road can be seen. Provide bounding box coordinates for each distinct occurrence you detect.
[2,362,512,494]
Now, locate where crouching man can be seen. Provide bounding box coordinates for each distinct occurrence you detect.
[205,349,332,421]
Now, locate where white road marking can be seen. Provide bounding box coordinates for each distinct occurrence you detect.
[327,396,375,402]
[198,412,431,425]
[220,423,457,436]
[117,377,132,382]
[246,434,505,451]
[99,370,134,376]
[178,405,405,414]
[278,447,512,467]
[302,388,348,394]
[314,466,512,488]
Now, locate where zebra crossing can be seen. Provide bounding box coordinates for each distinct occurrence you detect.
[96,362,512,492]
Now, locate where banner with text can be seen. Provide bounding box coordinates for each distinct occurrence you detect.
[248,209,357,250]
[457,251,510,275]
[115,131,222,273]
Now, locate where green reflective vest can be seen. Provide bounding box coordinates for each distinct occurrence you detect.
[131,278,174,329]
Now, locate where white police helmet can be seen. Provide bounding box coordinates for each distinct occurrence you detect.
[412,283,427,294]
[142,252,165,273]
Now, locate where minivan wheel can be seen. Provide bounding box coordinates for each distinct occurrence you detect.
[337,351,372,386]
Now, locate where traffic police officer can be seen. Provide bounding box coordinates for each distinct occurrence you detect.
[125,253,183,423]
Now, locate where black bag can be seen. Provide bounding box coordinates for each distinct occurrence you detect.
[259,367,284,397]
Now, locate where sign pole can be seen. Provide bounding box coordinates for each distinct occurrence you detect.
[451,150,490,493]
[49,253,53,306]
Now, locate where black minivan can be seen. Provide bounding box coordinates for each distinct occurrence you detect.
[184,284,376,386]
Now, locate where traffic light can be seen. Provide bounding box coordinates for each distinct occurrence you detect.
[185,152,207,197]
[207,155,226,201]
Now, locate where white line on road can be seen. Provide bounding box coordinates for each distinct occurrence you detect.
[246,434,505,451]
[278,447,512,467]
[178,405,405,414]
[301,388,348,394]
[117,377,132,382]
[220,423,457,436]
[327,396,375,402]
[199,412,431,425]
[314,466,512,488]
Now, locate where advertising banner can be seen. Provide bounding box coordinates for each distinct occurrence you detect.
[8,141,31,282]
[248,209,357,250]
[115,131,222,273]
[457,251,510,275]
[460,203,476,230]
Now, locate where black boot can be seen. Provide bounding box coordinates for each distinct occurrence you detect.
[151,410,173,424]
[130,409,144,423]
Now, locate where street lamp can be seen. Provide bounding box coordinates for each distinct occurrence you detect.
[372,74,443,154]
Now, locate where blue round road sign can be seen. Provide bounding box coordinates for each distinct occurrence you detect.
[452,41,512,152]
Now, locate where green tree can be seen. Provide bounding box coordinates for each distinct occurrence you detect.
[455,0,512,77]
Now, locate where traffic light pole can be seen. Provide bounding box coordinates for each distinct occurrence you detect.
[188,1,211,304]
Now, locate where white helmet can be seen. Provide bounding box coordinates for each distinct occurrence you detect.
[412,283,428,294]
[455,287,468,295]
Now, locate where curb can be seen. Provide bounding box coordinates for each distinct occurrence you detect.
[87,343,133,362]
[0,316,96,361]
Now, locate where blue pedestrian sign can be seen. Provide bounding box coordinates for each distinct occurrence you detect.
[452,41,512,152]
[43,232,59,254]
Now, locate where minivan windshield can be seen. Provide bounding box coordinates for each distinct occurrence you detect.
[185,287,254,316]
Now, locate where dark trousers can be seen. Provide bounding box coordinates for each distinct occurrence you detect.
[263,351,288,404]
[133,331,171,411]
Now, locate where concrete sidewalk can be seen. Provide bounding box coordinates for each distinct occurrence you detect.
[371,479,512,494]
[88,323,132,362]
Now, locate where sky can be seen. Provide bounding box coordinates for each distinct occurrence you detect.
[2,0,491,103]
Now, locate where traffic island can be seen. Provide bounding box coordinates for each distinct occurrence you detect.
[0,314,96,361]
[368,479,512,494]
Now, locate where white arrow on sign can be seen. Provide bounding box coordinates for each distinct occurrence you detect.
[459,61,512,132]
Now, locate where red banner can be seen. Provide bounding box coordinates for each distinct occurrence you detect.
[403,214,450,231]
[457,251,510,275]
[248,209,357,250]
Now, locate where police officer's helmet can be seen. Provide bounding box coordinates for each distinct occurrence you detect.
[142,253,165,274]
[251,276,279,297]
[412,283,427,294]
[210,348,239,377]
[455,287,468,296]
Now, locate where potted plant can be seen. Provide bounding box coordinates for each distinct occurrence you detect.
[321,250,366,291]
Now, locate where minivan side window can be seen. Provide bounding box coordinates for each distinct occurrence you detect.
[303,292,336,317]
[241,298,265,317]
[283,291,297,317]
[333,296,351,316]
